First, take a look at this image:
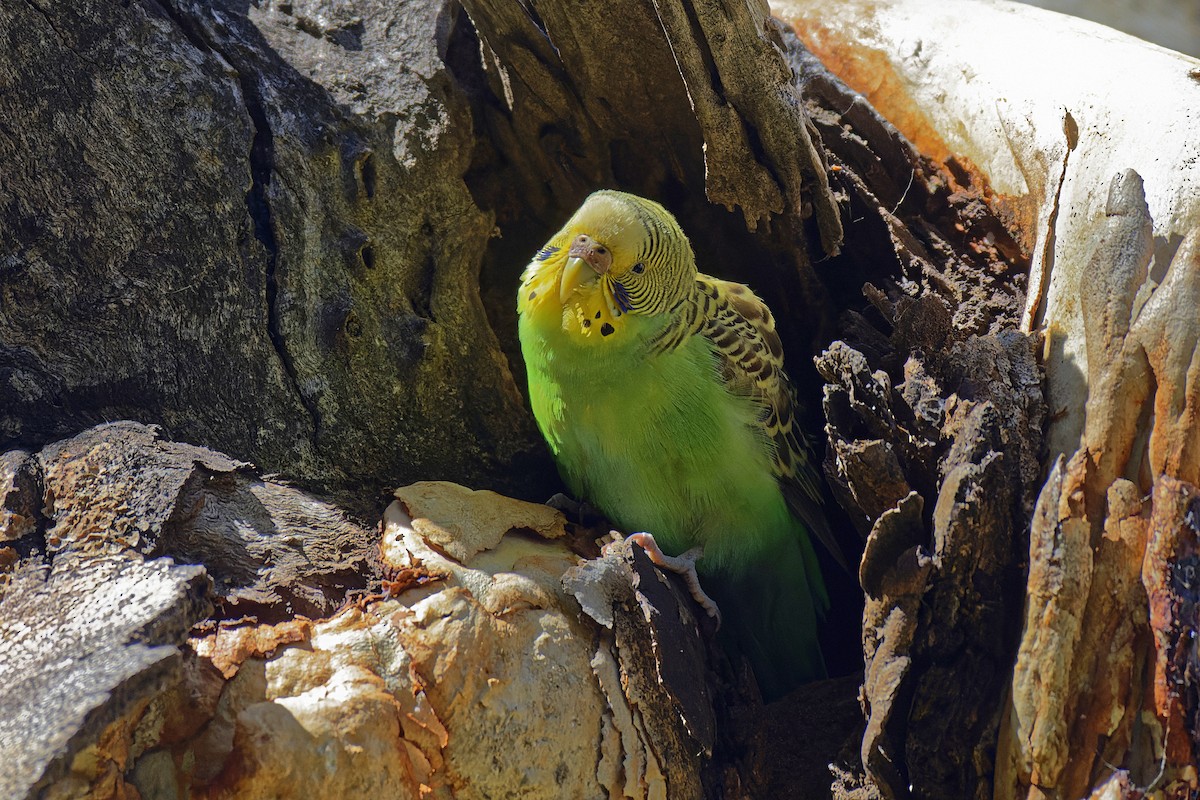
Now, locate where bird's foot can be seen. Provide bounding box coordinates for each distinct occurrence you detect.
[624,532,721,628]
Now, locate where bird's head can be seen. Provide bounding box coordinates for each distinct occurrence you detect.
[518,190,696,343]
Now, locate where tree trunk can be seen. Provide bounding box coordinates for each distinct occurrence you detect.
[3,0,1196,799]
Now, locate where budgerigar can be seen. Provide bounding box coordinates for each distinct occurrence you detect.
[517,190,836,698]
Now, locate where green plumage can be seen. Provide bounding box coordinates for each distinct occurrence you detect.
[517,190,830,698]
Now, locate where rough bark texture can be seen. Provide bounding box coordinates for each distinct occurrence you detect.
[0,0,552,503]
[797,41,1043,800]
[1,557,210,799]
[0,424,745,799]
[997,175,1200,800]
[0,422,391,798]
[0,1,1052,799]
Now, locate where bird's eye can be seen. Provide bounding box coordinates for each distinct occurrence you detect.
[631,262,645,274]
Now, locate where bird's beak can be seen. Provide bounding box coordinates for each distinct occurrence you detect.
[559,256,597,305]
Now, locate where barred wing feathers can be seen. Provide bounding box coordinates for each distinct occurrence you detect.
[654,274,848,573]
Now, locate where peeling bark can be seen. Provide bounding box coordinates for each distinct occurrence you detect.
[0,422,738,799]
[801,37,1039,799]
[999,174,1200,800]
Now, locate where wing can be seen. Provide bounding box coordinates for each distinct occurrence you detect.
[653,274,850,573]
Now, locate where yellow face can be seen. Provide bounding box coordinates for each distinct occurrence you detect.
[518,191,695,343]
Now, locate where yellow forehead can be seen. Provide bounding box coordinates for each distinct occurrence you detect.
[565,193,646,260]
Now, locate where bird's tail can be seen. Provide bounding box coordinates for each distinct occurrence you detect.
[710,535,827,701]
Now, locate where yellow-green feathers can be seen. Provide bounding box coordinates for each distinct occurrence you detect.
[518,190,832,695]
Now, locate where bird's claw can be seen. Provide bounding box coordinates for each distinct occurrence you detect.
[624,532,722,628]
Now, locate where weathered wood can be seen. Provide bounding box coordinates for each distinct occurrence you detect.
[0,556,210,800]
[0,0,552,501]
[0,421,381,798]
[993,173,1200,800]
[648,0,842,251]
[0,1,1063,798]
[792,38,1040,798]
